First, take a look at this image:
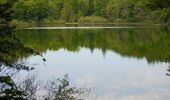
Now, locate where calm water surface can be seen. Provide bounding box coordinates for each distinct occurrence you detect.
[16,26,170,100]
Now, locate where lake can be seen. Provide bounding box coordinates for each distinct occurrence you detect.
[16,26,170,100]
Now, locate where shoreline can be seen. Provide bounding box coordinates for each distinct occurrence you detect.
[13,22,168,28]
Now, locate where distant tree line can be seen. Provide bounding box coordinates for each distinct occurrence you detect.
[12,0,170,24]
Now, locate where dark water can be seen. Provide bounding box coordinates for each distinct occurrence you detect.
[16,26,170,100]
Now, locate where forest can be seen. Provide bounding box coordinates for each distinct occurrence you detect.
[8,0,170,24]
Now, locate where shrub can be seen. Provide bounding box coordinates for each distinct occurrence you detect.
[78,16,107,24]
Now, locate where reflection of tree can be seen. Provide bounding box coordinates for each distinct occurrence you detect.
[167,66,170,76]
[89,32,94,53]
[17,27,170,63]
[163,56,170,76]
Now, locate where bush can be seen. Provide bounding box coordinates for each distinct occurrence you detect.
[10,19,37,27]
[148,8,170,24]
[17,74,91,100]
[78,16,107,24]
[43,19,66,24]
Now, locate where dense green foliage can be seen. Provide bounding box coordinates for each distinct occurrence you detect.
[0,0,16,24]
[12,0,170,24]
[17,27,170,63]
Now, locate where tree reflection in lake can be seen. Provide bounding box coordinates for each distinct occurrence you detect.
[17,27,170,64]
[164,56,170,76]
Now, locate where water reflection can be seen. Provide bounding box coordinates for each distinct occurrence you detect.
[17,27,170,63]
[16,27,170,99]
[23,48,170,100]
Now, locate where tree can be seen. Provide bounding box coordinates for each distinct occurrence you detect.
[0,0,16,24]
[0,76,27,100]
[147,0,170,23]
[11,0,170,23]
[94,0,108,17]
[44,74,90,100]
[87,0,94,16]
[34,0,49,22]
[60,2,74,22]
[14,0,50,22]
[147,0,170,10]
